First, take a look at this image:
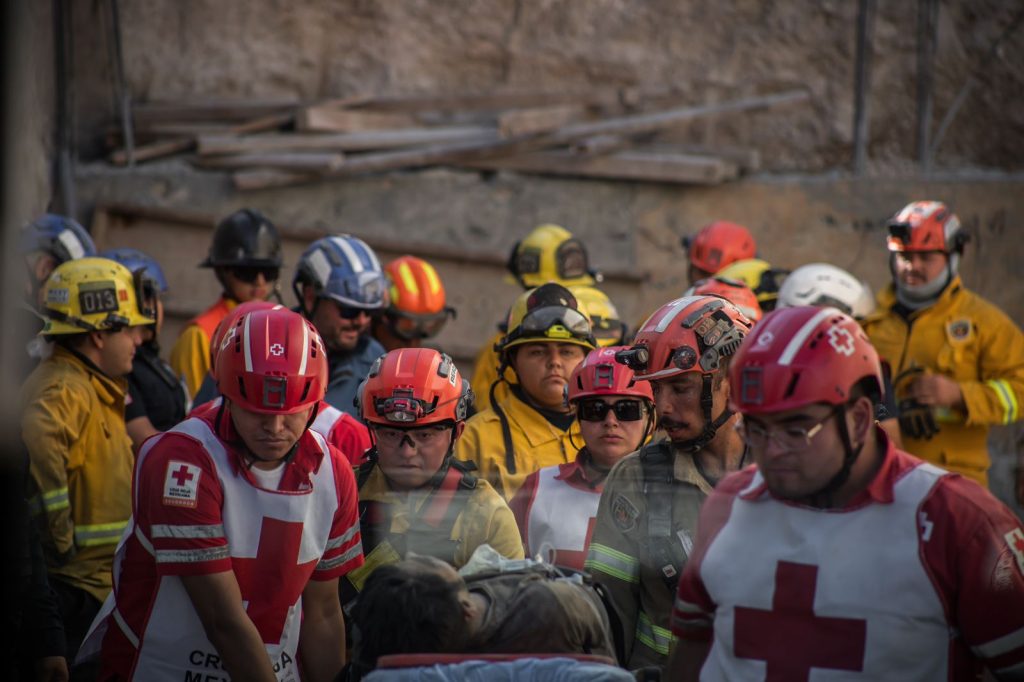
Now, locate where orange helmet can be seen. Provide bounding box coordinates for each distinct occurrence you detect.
[357,348,473,426]
[886,201,967,255]
[209,301,285,372]
[383,256,455,340]
[683,221,757,274]
[685,276,763,323]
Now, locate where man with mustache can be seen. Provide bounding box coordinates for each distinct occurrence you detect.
[862,201,1024,488]
[293,235,388,415]
[585,295,752,671]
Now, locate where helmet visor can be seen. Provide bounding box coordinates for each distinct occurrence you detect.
[387,308,454,341]
[519,305,592,340]
[556,239,589,281]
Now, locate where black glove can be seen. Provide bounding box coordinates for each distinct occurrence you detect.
[897,399,940,440]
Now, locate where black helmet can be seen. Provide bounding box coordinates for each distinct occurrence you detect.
[200,209,283,269]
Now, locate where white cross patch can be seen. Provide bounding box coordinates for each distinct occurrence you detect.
[270,343,285,357]
[827,326,856,356]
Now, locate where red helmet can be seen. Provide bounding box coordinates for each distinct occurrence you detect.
[568,346,654,403]
[209,300,285,371]
[685,276,763,323]
[684,221,757,274]
[886,201,966,254]
[729,306,883,416]
[357,348,473,426]
[215,308,328,414]
[620,295,753,382]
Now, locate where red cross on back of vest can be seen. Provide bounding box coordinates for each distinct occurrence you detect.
[734,561,867,681]
[233,516,319,644]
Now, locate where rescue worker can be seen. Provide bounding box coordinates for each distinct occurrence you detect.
[293,235,388,413]
[471,224,598,413]
[509,346,654,570]
[372,255,455,351]
[18,213,97,367]
[351,556,616,676]
[170,208,283,399]
[717,258,789,312]
[85,307,364,681]
[102,248,189,449]
[457,283,597,500]
[776,262,876,319]
[669,306,1024,681]
[190,300,372,465]
[343,348,521,601]
[684,276,763,323]
[585,295,752,670]
[21,257,153,662]
[863,201,1024,487]
[681,220,757,285]
[570,284,629,347]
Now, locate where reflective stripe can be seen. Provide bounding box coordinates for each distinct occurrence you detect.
[973,624,1024,660]
[156,546,230,564]
[987,379,1020,424]
[134,524,155,556]
[113,607,140,649]
[994,659,1024,679]
[584,543,639,583]
[298,319,310,376]
[325,523,360,551]
[242,311,254,372]
[398,263,419,297]
[635,611,674,656]
[42,487,70,512]
[150,524,225,540]
[423,262,442,296]
[28,495,45,516]
[652,296,702,333]
[673,596,706,615]
[316,542,362,571]
[778,307,834,366]
[74,521,128,547]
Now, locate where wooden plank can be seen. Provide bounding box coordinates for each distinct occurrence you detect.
[192,151,345,172]
[461,150,739,185]
[673,144,761,172]
[347,89,624,113]
[132,98,300,124]
[231,89,809,190]
[109,113,292,166]
[199,126,497,156]
[296,107,418,133]
[570,135,630,155]
[498,105,585,138]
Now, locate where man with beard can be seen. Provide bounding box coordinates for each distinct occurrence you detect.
[585,296,752,671]
[293,235,388,414]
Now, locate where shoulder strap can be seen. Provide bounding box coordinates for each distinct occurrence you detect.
[639,442,683,593]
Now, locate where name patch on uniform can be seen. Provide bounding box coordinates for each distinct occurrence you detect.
[163,461,201,508]
[611,493,640,533]
[1005,528,1024,575]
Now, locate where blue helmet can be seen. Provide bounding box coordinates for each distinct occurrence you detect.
[100,248,170,293]
[20,214,97,263]
[293,235,388,311]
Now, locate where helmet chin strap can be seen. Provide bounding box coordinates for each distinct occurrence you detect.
[798,405,863,509]
[673,374,732,454]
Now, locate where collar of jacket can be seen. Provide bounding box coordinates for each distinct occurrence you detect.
[358,463,438,513]
[499,389,581,448]
[55,344,127,406]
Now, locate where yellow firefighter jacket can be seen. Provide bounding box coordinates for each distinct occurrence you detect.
[170,296,237,399]
[456,387,581,501]
[21,345,134,602]
[863,277,1024,486]
[470,330,514,414]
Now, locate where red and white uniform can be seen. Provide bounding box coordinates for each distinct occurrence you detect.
[673,433,1024,681]
[190,397,371,465]
[509,450,603,571]
[87,409,363,681]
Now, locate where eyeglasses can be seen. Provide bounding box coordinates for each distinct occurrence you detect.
[231,266,280,284]
[333,301,373,320]
[735,406,840,451]
[372,425,451,447]
[578,398,647,422]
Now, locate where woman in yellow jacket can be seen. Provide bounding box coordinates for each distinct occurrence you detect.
[457,283,597,500]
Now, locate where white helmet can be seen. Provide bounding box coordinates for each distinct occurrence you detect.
[777,263,875,319]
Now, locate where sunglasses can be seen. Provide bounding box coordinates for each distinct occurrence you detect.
[578,398,646,422]
[231,266,280,284]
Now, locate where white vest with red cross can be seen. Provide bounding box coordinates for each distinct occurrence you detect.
[697,461,950,680]
[517,464,600,570]
[86,416,349,681]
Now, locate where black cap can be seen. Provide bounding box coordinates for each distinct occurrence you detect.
[200,209,283,268]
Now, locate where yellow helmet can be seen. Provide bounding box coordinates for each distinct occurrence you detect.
[506,224,597,289]
[498,283,597,356]
[569,285,626,347]
[716,258,789,310]
[40,257,156,335]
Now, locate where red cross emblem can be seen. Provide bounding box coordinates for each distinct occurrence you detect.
[1005,528,1024,575]
[233,517,319,644]
[734,561,866,681]
[170,464,195,487]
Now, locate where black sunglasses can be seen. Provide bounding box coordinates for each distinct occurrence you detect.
[578,399,646,422]
[231,266,280,284]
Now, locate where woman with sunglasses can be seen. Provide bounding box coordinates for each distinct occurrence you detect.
[508,347,654,571]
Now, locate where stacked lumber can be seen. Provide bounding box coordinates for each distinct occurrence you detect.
[104,88,808,189]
